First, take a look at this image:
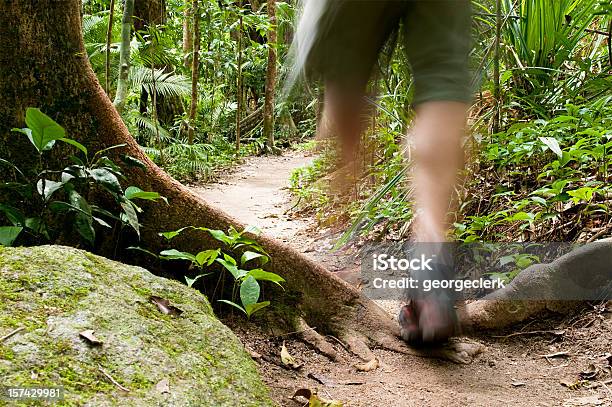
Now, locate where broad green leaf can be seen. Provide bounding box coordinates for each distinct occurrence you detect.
[242,225,261,236]
[195,249,220,267]
[240,250,268,266]
[0,226,23,246]
[17,108,66,152]
[246,269,285,286]
[160,249,196,262]
[207,229,232,245]
[59,138,88,155]
[539,137,563,158]
[120,201,140,236]
[68,189,95,245]
[185,273,211,288]
[240,275,260,307]
[218,299,247,315]
[244,301,270,318]
[0,204,25,226]
[121,155,147,169]
[159,226,192,240]
[89,168,122,194]
[124,186,167,203]
[216,258,241,279]
[36,179,64,201]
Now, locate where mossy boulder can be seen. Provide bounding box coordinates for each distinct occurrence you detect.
[0,245,273,406]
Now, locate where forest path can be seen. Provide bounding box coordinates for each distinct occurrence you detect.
[191,151,611,407]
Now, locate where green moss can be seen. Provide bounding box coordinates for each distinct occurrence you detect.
[0,245,273,406]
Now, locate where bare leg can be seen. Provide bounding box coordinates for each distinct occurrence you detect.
[400,101,468,344]
[412,101,467,243]
[323,81,367,166]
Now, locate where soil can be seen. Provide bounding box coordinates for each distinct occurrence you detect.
[192,151,612,407]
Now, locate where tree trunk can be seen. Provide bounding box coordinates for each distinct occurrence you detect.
[183,2,193,69]
[187,0,200,145]
[235,1,244,151]
[113,0,135,114]
[0,0,410,363]
[105,0,116,95]
[263,0,276,149]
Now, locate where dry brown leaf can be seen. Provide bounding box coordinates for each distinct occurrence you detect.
[580,364,600,380]
[79,329,103,346]
[354,357,378,372]
[150,296,183,317]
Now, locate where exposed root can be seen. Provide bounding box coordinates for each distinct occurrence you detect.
[296,317,339,361]
[464,239,612,329]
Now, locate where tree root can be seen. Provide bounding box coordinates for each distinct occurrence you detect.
[464,239,612,329]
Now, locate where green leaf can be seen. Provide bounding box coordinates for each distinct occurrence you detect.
[160,249,197,262]
[216,258,241,279]
[120,201,140,236]
[0,204,25,226]
[59,138,88,155]
[36,179,64,201]
[0,226,23,246]
[89,168,122,194]
[184,273,212,288]
[218,299,247,315]
[124,186,167,203]
[240,250,268,266]
[244,301,270,318]
[17,108,66,152]
[195,249,220,267]
[246,269,285,286]
[242,225,262,236]
[121,155,146,169]
[159,226,192,240]
[240,275,260,307]
[68,189,95,245]
[539,137,563,158]
[207,229,232,245]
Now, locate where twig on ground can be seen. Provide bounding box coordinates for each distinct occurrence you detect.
[98,365,130,392]
[492,329,564,339]
[1,326,24,342]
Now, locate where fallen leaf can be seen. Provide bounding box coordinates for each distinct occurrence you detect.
[560,378,588,390]
[291,388,343,407]
[354,357,378,372]
[280,341,302,369]
[580,364,600,380]
[156,379,170,394]
[150,296,183,317]
[79,329,103,346]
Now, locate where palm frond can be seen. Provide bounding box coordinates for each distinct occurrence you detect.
[128,66,191,98]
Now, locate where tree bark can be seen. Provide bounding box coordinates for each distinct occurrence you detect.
[187,0,200,145]
[0,0,409,362]
[105,0,116,95]
[235,1,244,151]
[113,0,135,114]
[182,2,193,69]
[263,0,276,149]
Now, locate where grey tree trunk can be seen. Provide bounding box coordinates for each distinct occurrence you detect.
[113,0,135,114]
[263,0,277,149]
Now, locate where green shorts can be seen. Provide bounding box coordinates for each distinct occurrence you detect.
[302,0,472,105]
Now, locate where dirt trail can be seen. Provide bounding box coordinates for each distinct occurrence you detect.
[192,151,612,407]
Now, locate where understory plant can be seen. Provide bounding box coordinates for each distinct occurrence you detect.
[0,107,166,247]
[158,225,284,318]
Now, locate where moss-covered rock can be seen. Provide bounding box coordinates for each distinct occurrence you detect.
[0,245,273,406]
